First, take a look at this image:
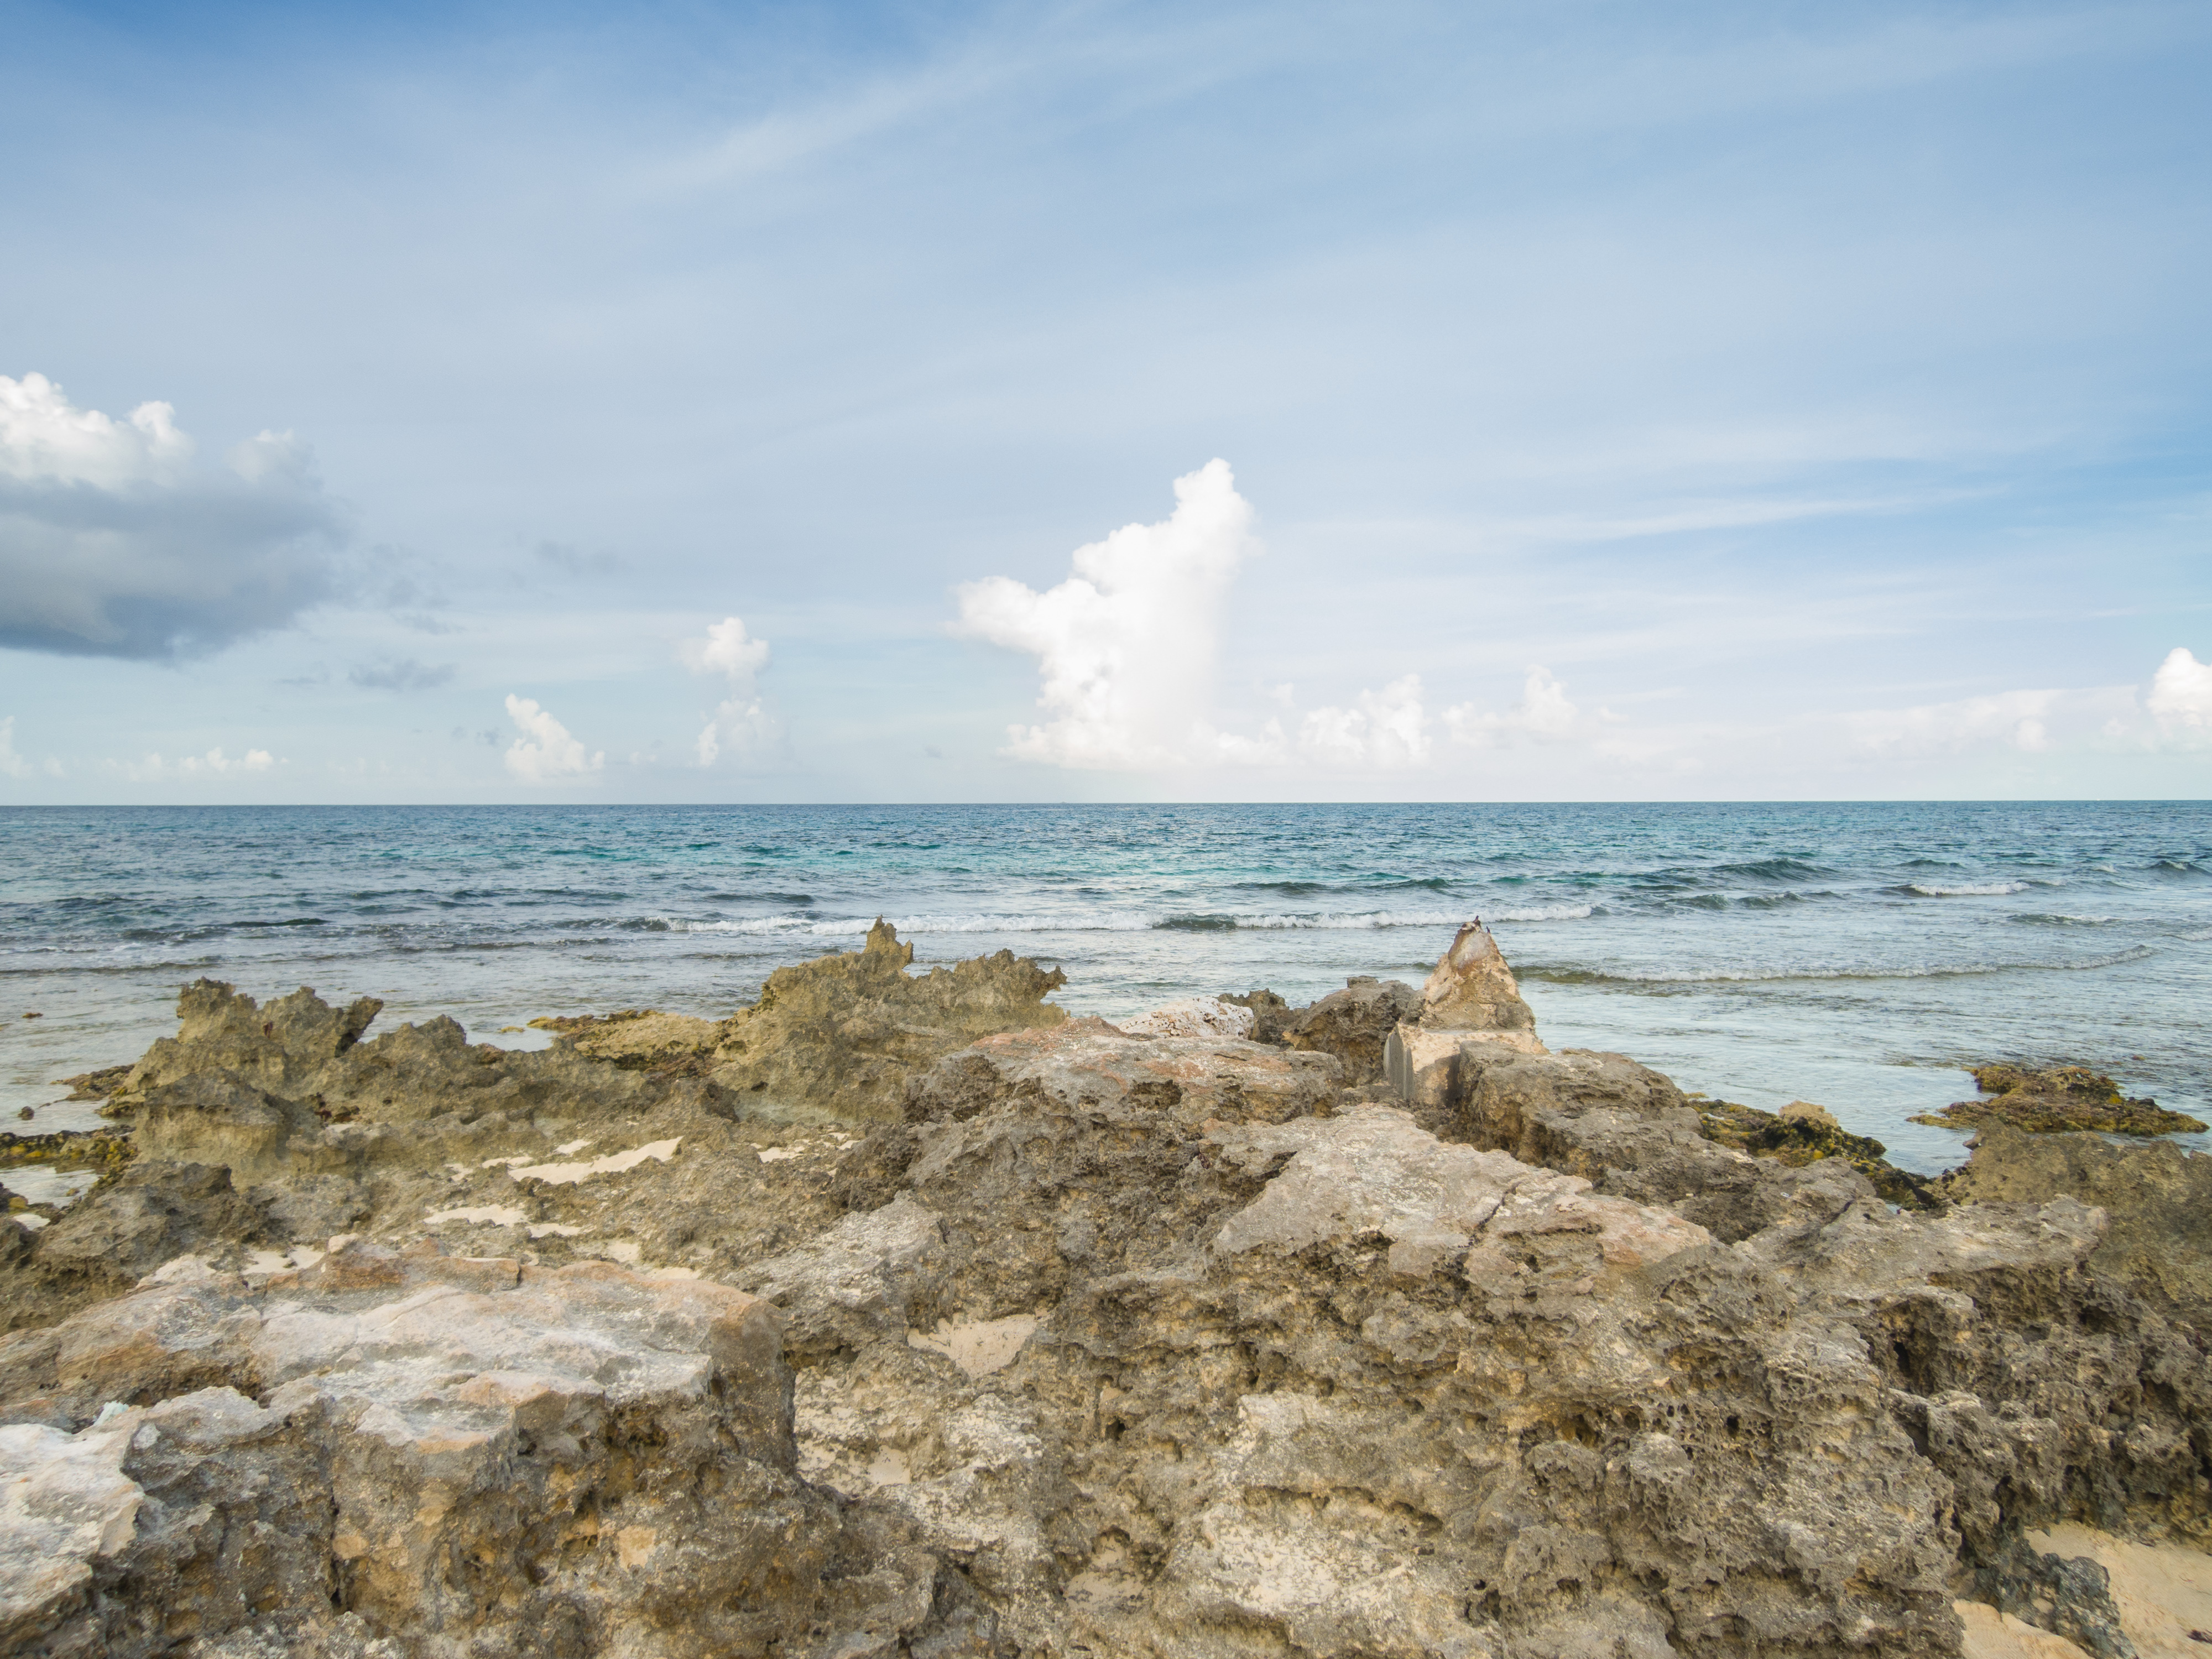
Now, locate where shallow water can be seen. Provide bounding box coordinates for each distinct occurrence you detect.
[3,802,2206,1174]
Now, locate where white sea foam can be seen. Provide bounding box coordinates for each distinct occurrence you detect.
[1906,880,2031,896]
[647,903,1593,937]
[1540,944,2157,985]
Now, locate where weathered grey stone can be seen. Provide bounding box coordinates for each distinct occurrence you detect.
[1942,1126,2212,1338]
[1280,975,1421,1083]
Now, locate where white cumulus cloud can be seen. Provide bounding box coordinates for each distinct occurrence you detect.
[2147,646,2212,736]
[1843,687,2063,757]
[1298,675,1432,768]
[0,372,343,660]
[0,371,192,487]
[957,459,1258,769]
[503,694,603,782]
[682,614,784,766]
[1445,666,1592,748]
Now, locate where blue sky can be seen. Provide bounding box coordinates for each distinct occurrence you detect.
[2,0,2208,801]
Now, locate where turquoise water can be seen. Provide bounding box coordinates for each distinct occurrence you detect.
[3,802,2207,1172]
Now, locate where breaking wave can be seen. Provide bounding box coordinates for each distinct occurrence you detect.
[642,904,1596,938]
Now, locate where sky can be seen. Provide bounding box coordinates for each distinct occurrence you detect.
[1,0,2208,804]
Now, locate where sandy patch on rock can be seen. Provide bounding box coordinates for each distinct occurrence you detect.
[907,1314,1039,1379]
[506,1138,680,1185]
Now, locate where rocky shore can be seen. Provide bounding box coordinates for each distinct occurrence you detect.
[2,921,2208,1658]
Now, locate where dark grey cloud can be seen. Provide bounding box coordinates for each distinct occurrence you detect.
[0,439,346,660]
[349,656,456,692]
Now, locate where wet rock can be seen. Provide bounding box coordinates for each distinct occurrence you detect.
[1914,1063,2206,1137]
[47,1065,132,1104]
[1279,975,1420,1083]
[1941,1126,2212,1337]
[1697,1094,1945,1212]
[0,1128,136,1183]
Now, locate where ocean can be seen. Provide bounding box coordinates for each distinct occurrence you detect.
[4,802,2207,1182]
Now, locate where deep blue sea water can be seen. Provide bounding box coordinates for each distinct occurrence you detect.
[4,802,2208,1177]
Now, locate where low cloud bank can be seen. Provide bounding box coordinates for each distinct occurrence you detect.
[114,747,277,781]
[0,372,343,660]
[953,462,2211,786]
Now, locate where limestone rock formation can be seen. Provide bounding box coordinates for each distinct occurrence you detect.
[1417,919,1541,1036]
[707,921,1068,1118]
[1117,997,1255,1040]
[7,926,2212,1657]
[0,1240,975,1658]
[1913,1063,2206,1136]
[1382,923,1550,1107]
[1694,1093,1942,1211]
[1279,974,1421,1083]
[1941,1125,2212,1337]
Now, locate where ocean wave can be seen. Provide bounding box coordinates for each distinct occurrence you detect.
[1713,857,1830,881]
[1899,880,2031,897]
[1738,890,1831,909]
[2010,912,2117,927]
[2150,859,2207,877]
[1523,944,2154,987]
[642,904,1595,938]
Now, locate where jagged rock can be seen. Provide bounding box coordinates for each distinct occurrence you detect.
[1941,1126,2212,1337]
[1279,975,1421,1083]
[108,982,383,1108]
[10,931,2212,1658]
[1417,919,1541,1036]
[1407,1041,1884,1241]
[527,1008,725,1076]
[0,1240,977,1658]
[1218,989,1295,1045]
[707,922,1068,1118]
[1382,924,1550,1107]
[1696,1094,1943,1212]
[3,1162,271,1334]
[739,1022,2212,1658]
[1913,1063,2206,1137]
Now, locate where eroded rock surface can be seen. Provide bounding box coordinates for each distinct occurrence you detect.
[1279,975,1421,1083]
[0,1240,973,1658]
[1941,1126,2212,1338]
[7,927,2211,1657]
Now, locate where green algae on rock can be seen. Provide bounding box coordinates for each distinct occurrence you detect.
[0,1126,136,1177]
[1912,1062,2206,1136]
[1694,1095,1943,1211]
